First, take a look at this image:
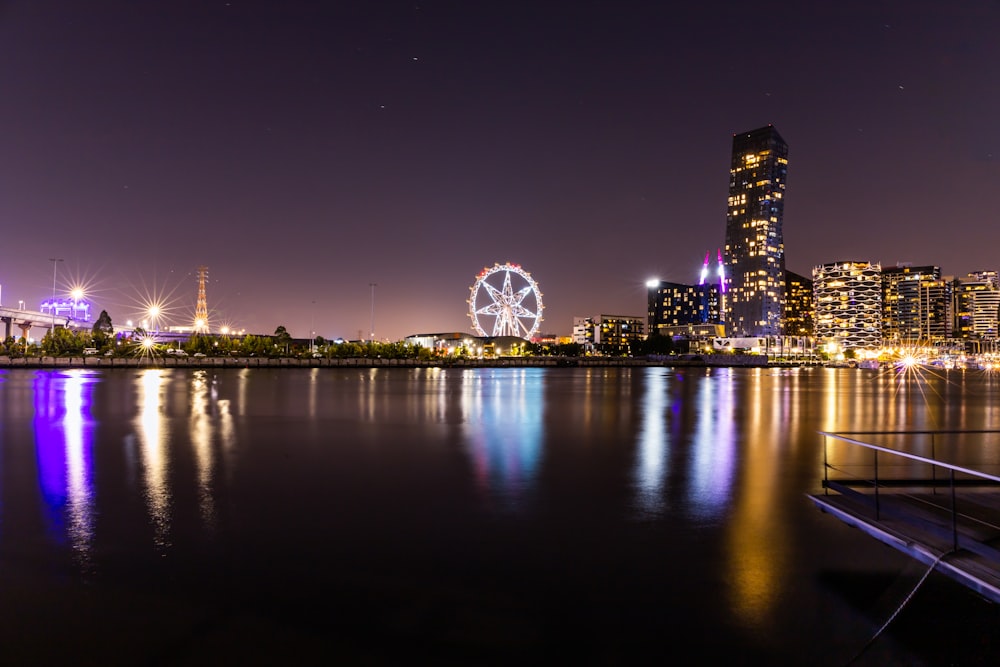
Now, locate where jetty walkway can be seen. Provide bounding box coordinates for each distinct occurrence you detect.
[809,430,1000,603]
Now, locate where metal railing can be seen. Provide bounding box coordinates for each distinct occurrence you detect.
[819,430,1000,553]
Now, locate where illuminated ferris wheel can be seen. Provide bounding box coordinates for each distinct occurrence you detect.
[468,263,544,339]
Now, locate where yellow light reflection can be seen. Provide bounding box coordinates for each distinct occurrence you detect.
[136,369,171,549]
[190,371,216,528]
[726,369,784,627]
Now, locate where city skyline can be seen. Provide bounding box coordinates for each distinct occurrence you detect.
[1,1,998,341]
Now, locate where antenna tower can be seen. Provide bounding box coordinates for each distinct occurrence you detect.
[195,266,209,333]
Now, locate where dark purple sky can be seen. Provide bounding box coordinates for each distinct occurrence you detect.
[1,1,998,341]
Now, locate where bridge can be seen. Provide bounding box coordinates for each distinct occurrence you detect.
[0,306,77,341]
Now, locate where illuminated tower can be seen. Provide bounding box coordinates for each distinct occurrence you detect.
[194,266,209,333]
[723,125,788,337]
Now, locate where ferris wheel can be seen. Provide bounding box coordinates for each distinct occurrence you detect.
[468,263,544,339]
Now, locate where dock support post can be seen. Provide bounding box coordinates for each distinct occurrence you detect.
[931,433,937,495]
[951,469,958,552]
[874,449,880,520]
[823,435,829,495]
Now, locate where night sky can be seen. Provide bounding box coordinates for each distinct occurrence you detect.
[1,1,998,341]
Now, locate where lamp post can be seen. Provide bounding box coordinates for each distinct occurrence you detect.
[369,283,377,342]
[49,258,63,339]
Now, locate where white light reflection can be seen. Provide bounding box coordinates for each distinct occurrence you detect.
[360,368,379,422]
[63,371,95,566]
[633,368,670,517]
[688,369,736,519]
[135,369,171,549]
[307,367,319,418]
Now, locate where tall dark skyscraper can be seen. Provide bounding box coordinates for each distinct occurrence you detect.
[723,125,788,337]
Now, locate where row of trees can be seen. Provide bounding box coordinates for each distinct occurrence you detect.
[0,311,440,359]
[0,310,679,359]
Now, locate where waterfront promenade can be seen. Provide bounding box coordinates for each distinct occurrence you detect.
[0,355,644,369]
[0,353,771,369]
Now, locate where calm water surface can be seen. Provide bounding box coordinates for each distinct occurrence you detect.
[1,366,998,665]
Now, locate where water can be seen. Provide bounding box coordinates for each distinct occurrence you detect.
[0,365,998,665]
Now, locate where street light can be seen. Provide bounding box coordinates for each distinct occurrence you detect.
[49,258,63,338]
[148,305,161,333]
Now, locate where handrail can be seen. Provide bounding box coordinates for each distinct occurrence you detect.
[818,431,1000,484]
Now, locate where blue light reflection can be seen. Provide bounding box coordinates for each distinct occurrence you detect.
[462,369,544,512]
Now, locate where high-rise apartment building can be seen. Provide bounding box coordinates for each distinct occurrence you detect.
[954,274,1000,339]
[813,261,882,351]
[881,265,949,342]
[723,125,788,337]
[593,315,645,355]
[784,271,814,337]
[646,280,722,337]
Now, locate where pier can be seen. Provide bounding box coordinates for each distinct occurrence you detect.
[808,430,1000,604]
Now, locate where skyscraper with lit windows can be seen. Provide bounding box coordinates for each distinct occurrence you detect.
[723,125,788,337]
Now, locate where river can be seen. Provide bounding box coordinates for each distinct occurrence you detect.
[0,365,997,665]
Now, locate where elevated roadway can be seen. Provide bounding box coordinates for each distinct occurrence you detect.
[0,306,75,340]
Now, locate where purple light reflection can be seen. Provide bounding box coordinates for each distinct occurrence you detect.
[32,370,97,565]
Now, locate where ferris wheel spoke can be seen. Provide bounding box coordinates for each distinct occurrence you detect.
[512,286,533,303]
[482,282,504,301]
[477,303,503,316]
[510,304,536,318]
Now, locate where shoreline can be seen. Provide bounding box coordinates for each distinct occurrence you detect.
[0,354,777,369]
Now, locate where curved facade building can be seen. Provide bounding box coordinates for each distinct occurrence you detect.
[813,261,882,351]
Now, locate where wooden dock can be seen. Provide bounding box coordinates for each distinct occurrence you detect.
[808,431,1000,604]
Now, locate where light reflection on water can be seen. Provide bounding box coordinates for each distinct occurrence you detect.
[189,371,217,529]
[634,367,669,517]
[32,369,97,569]
[5,366,1000,663]
[134,369,171,549]
[461,368,544,511]
[689,368,736,520]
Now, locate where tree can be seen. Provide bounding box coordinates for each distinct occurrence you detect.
[273,325,292,355]
[636,333,674,356]
[92,309,114,349]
